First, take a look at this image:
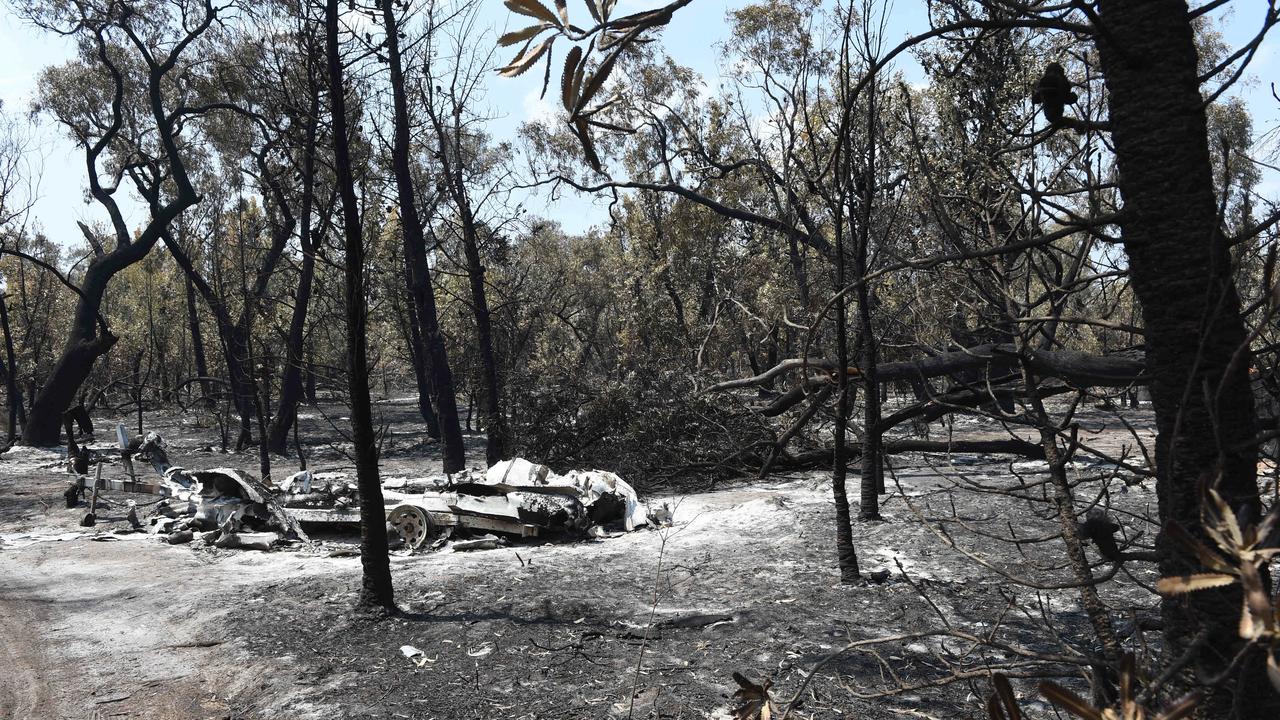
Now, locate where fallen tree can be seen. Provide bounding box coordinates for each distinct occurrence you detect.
[709,344,1147,422]
[705,343,1148,397]
[706,344,1146,479]
[775,438,1048,467]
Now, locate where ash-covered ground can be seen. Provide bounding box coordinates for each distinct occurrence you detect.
[0,396,1202,719]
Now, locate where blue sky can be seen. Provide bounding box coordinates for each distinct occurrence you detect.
[0,0,1276,249]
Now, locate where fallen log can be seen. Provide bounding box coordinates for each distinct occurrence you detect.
[761,377,830,417]
[874,383,1074,433]
[771,438,1046,470]
[705,344,1148,395]
[886,438,1045,458]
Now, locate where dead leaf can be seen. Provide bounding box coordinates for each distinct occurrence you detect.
[1038,681,1104,720]
[1155,572,1236,595]
[561,45,583,110]
[986,673,1022,720]
[498,23,551,47]
[504,0,561,26]
[499,36,556,78]
[731,672,775,720]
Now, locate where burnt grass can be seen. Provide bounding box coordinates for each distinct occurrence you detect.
[4,396,1176,718]
[229,521,1052,719]
[215,400,1164,719]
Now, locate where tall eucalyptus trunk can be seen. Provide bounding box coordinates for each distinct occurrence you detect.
[1095,2,1277,714]
[378,0,466,472]
[327,0,394,611]
[269,82,322,455]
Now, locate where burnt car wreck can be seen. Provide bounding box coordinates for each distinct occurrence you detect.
[280,457,654,551]
[64,428,657,552]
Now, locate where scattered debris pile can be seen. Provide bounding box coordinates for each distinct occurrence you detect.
[275,470,362,510]
[147,466,306,550]
[57,428,661,554]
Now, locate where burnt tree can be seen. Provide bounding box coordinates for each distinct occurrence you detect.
[424,64,509,468]
[1095,2,1278,715]
[378,0,466,472]
[155,143,296,455]
[22,2,214,446]
[326,0,394,611]
[267,10,327,455]
[183,275,213,402]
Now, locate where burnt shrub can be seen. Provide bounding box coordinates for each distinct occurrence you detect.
[507,368,769,492]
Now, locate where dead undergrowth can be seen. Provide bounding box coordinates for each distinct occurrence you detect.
[0,399,1178,719]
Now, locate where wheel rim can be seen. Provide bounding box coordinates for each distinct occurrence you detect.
[388,505,433,551]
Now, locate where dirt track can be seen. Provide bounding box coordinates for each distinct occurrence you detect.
[0,528,353,719]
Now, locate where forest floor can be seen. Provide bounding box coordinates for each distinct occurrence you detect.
[0,396,1196,720]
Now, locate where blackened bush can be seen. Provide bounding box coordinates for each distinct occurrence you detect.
[508,368,770,492]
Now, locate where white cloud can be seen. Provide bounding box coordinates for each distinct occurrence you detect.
[522,89,560,127]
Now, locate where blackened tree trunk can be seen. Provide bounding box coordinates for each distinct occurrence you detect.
[131,349,144,435]
[305,358,317,404]
[856,90,882,519]
[832,215,860,583]
[327,0,394,611]
[23,237,175,446]
[248,334,271,486]
[0,286,19,445]
[402,298,442,439]
[378,0,466,473]
[422,80,507,464]
[163,233,257,449]
[20,1,212,446]
[184,276,212,401]
[267,222,316,454]
[1095,2,1277,715]
[448,201,507,466]
[855,257,882,518]
[154,145,294,454]
[268,86,322,455]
